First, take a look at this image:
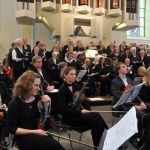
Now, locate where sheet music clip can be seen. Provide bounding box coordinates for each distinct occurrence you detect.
[98,107,138,150]
[113,82,145,109]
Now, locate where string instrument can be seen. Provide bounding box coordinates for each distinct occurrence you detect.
[0,96,6,119]
[37,85,56,130]
[121,84,132,94]
[0,109,5,119]
[69,83,87,110]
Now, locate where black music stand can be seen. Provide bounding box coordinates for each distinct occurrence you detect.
[113,82,145,109]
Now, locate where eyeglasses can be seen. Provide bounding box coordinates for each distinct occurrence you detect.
[36,61,42,63]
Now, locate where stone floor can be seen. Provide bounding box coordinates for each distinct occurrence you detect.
[13,105,137,150]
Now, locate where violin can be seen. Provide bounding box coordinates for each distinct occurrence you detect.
[0,109,6,120]
[38,100,56,130]
[121,84,132,94]
[0,111,4,119]
[69,83,87,110]
[37,85,56,130]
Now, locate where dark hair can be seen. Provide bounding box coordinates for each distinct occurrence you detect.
[116,62,125,72]
[11,42,16,48]
[112,57,118,61]
[104,57,112,66]
[2,58,8,65]
[35,41,40,45]
[98,49,103,54]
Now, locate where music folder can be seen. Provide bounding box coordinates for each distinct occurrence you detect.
[77,70,87,79]
[98,107,138,150]
[113,82,145,109]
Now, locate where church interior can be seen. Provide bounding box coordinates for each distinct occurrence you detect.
[0,0,150,150]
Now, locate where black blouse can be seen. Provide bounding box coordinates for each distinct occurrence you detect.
[8,96,41,134]
[58,82,81,119]
[139,84,150,103]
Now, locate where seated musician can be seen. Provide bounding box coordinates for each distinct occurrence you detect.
[0,81,11,148]
[58,67,108,150]
[29,56,54,91]
[111,62,146,112]
[7,71,65,150]
[111,62,146,147]
[138,67,150,150]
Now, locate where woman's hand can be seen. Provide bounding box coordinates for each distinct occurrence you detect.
[0,104,7,110]
[41,95,51,103]
[135,102,146,110]
[34,129,47,136]
[81,109,89,114]
[47,85,54,92]
[140,102,146,109]
[76,77,81,82]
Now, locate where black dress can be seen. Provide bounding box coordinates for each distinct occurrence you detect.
[58,82,108,149]
[138,84,150,149]
[7,96,65,150]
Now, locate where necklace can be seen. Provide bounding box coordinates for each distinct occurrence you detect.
[28,103,33,109]
[25,97,35,109]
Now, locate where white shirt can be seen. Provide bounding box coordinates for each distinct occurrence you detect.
[12,47,23,62]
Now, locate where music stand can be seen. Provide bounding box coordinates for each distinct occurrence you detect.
[113,82,145,109]
[98,107,138,150]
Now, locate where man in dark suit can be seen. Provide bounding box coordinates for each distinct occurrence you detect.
[0,81,10,148]
[111,62,145,109]
[29,56,54,91]
[29,56,60,118]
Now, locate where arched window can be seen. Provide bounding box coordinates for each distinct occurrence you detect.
[127,0,146,37]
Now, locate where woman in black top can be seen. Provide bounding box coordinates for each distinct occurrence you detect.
[58,67,108,150]
[8,70,65,150]
[0,81,10,148]
[137,67,150,150]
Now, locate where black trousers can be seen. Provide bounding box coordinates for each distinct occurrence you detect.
[16,134,65,150]
[63,112,108,150]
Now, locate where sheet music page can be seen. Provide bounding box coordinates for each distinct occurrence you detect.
[100,107,138,150]
[88,97,104,101]
[47,89,58,93]
[113,82,145,109]
[77,70,87,79]
[88,72,98,77]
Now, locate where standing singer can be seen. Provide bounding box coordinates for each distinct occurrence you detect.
[58,67,108,150]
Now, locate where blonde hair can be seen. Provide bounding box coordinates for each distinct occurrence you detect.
[137,66,146,74]
[13,70,40,101]
[143,67,150,85]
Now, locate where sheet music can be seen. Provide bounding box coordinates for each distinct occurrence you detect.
[46,89,58,93]
[88,97,104,101]
[88,72,99,77]
[77,70,87,79]
[99,107,138,150]
[113,82,145,109]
